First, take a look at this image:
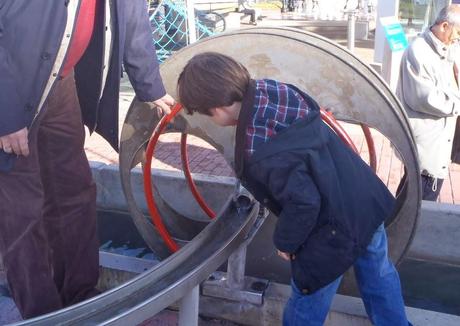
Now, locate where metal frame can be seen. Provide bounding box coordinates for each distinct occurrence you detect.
[11,197,259,325]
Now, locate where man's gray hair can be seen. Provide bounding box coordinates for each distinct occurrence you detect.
[434,4,460,27]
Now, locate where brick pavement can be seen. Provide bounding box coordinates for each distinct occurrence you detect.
[84,45,459,205]
[84,94,459,204]
[85,13,460,204]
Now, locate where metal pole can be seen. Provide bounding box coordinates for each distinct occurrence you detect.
[227,245,247,290]
[178,285,199,326]
[347,11,356,52]
[374,0,400,62]
[185,0,197,44]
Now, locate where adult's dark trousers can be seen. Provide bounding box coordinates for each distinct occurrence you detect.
[0,72,99,318]
[420,174,444,201]
[396,171,444,202]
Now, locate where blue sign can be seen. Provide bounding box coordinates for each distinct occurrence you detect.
[381,18,408,52]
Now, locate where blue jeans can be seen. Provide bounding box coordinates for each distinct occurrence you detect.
[283,224,409,326]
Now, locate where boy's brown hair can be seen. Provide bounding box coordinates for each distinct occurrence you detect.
[177,52,251,115]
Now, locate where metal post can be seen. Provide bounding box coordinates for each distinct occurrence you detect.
[185,0,197,44]
[178,285,199,326]
[347,11,356,53]
[374,0,400,63]
[227,245,247,290]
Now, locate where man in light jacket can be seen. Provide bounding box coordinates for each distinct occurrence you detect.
[0,0,173,318]
[397,4,460,201]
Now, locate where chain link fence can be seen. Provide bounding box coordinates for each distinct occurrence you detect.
[148,0,226,62]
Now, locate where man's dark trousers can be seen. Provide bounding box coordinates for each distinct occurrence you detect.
[397,171,444,202]
[0,72,99,318]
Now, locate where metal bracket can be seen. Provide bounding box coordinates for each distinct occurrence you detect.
[202,271,269,306]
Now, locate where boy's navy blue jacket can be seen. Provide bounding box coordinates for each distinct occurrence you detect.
[235,80,396,294]
[0,0,165,171]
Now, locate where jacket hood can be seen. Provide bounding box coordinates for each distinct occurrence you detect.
[234,80,323,178]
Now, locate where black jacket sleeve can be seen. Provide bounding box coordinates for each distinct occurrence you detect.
[250,154,321,253]
[0,8,26,137]
[122,0,166,102]
[0,4,23,171]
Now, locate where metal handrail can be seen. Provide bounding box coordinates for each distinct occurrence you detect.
[10,197,259,325]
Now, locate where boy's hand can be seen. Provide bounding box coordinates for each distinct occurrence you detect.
[277,250,295,261]
[151,94,175,117]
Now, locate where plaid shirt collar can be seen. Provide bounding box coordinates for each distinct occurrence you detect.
[245,79,312,158]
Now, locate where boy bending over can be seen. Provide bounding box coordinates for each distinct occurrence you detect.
[177,52,410,326]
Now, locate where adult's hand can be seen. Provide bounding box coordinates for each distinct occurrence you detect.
[151,93,175,117]
[0,127,29,156]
